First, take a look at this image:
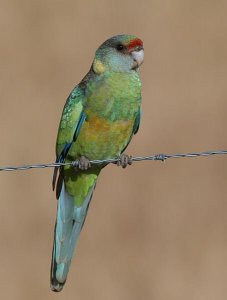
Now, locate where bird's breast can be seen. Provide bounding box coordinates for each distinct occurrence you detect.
[69,71,141,160]
[85,71,141,120]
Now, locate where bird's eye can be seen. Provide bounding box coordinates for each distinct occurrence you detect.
[116,44,124,51]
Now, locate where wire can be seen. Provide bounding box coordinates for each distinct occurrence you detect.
[0,149,227,172]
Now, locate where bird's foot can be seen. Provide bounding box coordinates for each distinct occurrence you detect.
[117,154,133,168]
[75,156,91,171]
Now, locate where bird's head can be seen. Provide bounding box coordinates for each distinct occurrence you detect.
[92,34,144,74]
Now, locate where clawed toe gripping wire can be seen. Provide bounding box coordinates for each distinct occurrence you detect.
[0,150,227,172]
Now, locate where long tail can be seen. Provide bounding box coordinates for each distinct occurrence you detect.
[50,181,95,292]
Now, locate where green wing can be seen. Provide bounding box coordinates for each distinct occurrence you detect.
[52,85,85,191]
[56,85,85,158]
[121,107,141,153]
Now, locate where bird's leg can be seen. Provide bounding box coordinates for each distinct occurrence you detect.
[117,154,133,168]
[75,156,91,171]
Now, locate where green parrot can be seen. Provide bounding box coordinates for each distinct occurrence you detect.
[51,34,144,292]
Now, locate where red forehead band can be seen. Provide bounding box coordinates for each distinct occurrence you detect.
[127,38,143,50]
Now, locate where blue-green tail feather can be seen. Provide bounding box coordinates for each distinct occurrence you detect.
[51,182,94,292]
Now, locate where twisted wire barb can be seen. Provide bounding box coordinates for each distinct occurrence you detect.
[0,150,227,172]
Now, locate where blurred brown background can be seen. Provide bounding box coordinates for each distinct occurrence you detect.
[0,0,227,299]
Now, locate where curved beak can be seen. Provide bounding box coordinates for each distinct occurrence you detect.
[131,48,144,69]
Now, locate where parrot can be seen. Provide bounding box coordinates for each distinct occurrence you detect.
[51,34,144,292]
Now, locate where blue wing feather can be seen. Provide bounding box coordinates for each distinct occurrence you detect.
[133,108,141,135]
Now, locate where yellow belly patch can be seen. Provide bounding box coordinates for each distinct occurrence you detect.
[70,115,134,160]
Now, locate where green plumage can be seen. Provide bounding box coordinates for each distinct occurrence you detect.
[51,34,144,292]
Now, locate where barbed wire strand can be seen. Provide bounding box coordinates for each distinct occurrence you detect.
[0,150,227,172]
